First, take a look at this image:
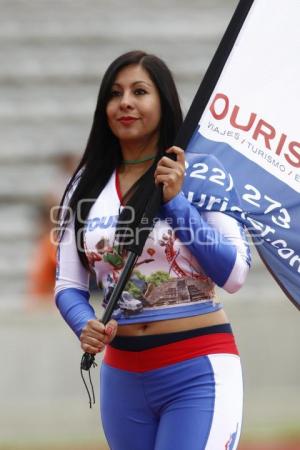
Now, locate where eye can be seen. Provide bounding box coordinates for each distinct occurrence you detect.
[134,88,147,95]
[110,89,122,98]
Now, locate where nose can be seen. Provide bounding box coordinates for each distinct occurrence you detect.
[120,91,134,110]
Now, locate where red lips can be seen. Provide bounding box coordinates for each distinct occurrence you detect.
[118,116,138,125]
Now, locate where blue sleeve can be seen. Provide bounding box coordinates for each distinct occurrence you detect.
[160,193,237,286]
[55,288,97,338]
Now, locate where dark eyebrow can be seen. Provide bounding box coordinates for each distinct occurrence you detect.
[112,81,152,88]
[132,81,152,87]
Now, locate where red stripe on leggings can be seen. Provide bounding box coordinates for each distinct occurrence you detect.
[104,333,239,372]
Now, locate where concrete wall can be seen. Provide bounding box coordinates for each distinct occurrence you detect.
[0,0,237,294]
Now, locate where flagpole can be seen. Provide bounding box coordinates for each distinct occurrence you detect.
[176,0,254,149]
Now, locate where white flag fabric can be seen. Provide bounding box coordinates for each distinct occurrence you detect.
[178,0,300,308]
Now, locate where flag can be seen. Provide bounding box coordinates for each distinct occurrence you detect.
[176,0,300,309]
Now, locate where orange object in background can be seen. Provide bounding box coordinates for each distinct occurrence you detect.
[28,232,57,299]
[27,152,79,306]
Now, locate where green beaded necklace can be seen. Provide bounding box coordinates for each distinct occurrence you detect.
[123,154,156,165]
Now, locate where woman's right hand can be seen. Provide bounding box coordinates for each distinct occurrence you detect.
[80,319,118,354]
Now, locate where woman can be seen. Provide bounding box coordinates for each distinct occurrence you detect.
[55,50,251,450]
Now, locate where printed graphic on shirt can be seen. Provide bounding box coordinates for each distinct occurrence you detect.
[84,220,215,318]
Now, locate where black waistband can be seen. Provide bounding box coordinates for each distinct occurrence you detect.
[110,323,232,352]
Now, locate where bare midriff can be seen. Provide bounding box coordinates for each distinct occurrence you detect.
[116,309,229,336]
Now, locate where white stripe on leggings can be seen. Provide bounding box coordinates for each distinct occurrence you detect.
[205,354,243,450]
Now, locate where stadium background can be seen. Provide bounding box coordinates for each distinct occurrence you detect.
[0,1,299,448]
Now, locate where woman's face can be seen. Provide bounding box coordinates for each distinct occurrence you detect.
[106,64,161,150]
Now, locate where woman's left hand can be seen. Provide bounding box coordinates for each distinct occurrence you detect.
[154,146,185,203]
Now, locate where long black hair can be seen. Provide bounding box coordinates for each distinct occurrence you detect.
[59,50,183,268]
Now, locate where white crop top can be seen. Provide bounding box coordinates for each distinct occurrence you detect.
[55,168,250,326]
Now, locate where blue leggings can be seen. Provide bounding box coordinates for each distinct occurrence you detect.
[100,326,243,450]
